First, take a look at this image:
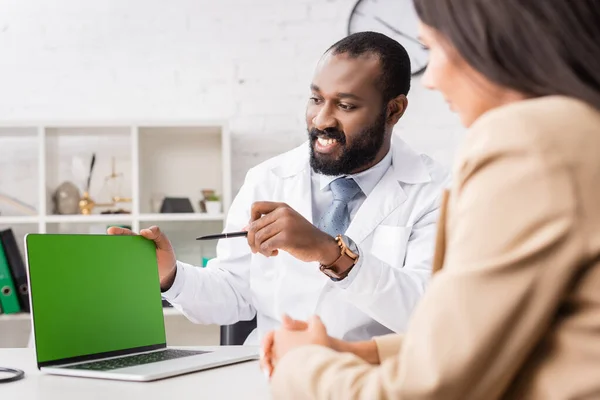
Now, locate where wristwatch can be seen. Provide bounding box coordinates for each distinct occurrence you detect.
[319,235,359,280]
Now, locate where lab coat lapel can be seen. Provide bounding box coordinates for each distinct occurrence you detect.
[281,167,313,223]
[345,168,407,244]
[269,145,313,223]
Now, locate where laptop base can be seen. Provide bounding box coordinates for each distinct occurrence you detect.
[40,346,259,382]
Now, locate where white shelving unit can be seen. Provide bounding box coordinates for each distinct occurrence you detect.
[0,121,231,346]
[0,120,231,262]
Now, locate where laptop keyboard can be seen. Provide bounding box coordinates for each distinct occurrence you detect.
[65,349,210,371]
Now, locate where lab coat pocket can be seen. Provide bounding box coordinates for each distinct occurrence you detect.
[369,225,411,267]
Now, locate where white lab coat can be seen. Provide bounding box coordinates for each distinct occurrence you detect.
[163,137,450,344]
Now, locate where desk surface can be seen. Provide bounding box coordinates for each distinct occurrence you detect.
[0,347,270,400]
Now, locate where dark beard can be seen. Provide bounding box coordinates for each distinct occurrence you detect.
[308,109,387,176]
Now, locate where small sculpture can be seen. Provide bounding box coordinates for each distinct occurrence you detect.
[53,181,81,215]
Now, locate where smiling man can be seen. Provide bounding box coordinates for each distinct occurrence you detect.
[110,31,449,344]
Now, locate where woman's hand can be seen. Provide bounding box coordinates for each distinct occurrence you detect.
[261,315,331,378]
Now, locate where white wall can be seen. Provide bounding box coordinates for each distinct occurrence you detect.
[0,0,463,193]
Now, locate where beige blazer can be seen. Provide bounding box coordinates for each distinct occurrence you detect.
[270,96,600,399]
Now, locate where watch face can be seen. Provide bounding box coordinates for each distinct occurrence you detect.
[348,0,428,76]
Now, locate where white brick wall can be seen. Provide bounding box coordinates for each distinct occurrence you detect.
[0,0,463,193]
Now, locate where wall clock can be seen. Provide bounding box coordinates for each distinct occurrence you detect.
[348,0,429,76]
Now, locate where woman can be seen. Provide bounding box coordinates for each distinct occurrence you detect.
[261,0,600,398]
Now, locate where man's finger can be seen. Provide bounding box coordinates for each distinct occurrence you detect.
[247,217,277,255]
[256,231,285,258]
[259,232,285,257]
[139,226,171,251]
[254,220,281,252]
[250,201,285,223]
[106,226,136,236]
[282,314,308,330]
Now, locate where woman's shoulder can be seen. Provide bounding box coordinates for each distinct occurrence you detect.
[463,96,600,157]
[475,96,595,128]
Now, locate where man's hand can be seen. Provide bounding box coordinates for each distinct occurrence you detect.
[106,225,177,291]
[247,202,340,265]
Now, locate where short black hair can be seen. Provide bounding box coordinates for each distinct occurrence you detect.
[326,31,411,102]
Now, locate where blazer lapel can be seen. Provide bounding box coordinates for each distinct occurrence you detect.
[345,169,408,244]
[432,189,450,274]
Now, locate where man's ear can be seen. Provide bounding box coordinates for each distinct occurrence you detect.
[387,95,408,124]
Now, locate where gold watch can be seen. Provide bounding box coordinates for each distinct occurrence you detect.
[319,235,359,280]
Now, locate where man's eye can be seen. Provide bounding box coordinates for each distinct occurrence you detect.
[339,103,356,111]
[309,97,322,104]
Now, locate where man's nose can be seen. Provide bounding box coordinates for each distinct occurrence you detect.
[312,105,338,131]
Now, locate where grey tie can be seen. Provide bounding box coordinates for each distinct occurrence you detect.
[317,177,362,237]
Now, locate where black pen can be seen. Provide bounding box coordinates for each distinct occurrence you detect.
[196,231,248,240]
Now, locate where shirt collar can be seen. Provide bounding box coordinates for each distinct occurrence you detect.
[318,149,393,196]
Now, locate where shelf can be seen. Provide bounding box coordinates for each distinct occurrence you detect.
[0,216,39,224]
[44,214,133,223]
[0,120,228,128]
[138,127,226,215]
[0,130,40,218]
[138,213,225,222]
[0,312,30,321]
[0,308,182,321]
[0,214,224,225]
[0,121,230,272]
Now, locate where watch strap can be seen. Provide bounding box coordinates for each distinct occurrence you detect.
[319,235,359,280]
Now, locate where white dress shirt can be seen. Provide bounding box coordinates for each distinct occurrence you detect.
[311,149,393,224]
[312,150,393,287]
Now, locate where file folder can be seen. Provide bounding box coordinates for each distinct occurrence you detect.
[0,229,30,312]
[0,234,21,314]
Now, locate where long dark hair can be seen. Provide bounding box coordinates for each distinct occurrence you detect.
[414,0,600,110]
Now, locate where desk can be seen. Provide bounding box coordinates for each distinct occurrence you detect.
[0,348,270,400]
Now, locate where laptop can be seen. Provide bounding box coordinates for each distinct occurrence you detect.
[24,233,258,381]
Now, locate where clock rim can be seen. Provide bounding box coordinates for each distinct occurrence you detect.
[346,0,428,76]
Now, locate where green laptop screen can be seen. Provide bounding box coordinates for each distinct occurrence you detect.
[26,234,166,364]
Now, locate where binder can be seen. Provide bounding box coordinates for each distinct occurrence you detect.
[0,238,21,314]
[0,229,30,312]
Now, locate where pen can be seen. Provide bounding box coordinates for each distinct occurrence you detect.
[196,231,248,240]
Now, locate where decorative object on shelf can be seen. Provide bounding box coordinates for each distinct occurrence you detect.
[159,197,194,213]
[78,191,111,215]
[79,153,105,215]
[198,189,215,213]
[52,182,81,215]
[79,154,133,215]
[0,193,37,217]
[204,194,221,215]
[100,209,131,214]
[199,189,221,214]
[100,157,132,212]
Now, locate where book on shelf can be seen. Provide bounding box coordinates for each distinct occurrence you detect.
[0,228,30,312]
[0,236,21,314]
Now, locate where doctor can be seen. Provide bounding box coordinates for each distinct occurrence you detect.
[109,31,449,344]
